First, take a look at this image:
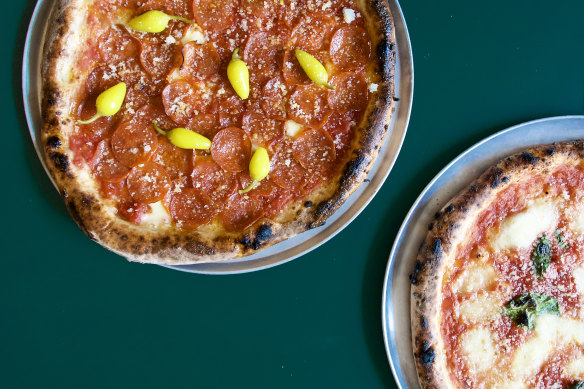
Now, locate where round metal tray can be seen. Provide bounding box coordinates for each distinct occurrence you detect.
[381,116,584,389]
[22,0,414,275]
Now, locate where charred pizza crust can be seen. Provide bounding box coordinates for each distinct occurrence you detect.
[41,0,396,264]
[410,141,584,388]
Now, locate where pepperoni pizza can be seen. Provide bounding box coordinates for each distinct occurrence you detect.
[41,0,396,264]
[411,142,584,388]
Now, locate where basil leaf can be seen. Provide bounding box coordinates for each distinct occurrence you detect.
[532,235,551,279]
[555,229,569,249]
[569,382,584,389]
[502,293,559,329]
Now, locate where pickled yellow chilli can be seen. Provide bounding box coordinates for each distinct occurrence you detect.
[153,122,211,150]
[227,48,250,100]
[128,10,196,33]
[78,82,127,125]
[294,49,334,90]
[239,147,270,194]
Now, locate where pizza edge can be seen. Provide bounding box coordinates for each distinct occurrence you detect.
[39,0,397,265]
[409,141,584,389]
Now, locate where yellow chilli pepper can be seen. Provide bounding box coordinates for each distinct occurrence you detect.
[295,49,335,90]
[154,121,211,150]
[239,147,270,194]
[78,82,126,125]
[227,48,250,100]
[128,10,196,33]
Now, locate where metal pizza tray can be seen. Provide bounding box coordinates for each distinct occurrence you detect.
[23,0,414,274]
[381,116,584,389]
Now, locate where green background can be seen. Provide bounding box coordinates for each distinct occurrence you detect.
[2,1,583,388]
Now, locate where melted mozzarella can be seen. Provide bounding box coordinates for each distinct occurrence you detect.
[565,355,584,379]
[284,120,304,138]
[570,201,584,235]
[459,327,496,373]
[453,261,497,294]
[491,198,558,251]
[511,314,584,379]
[458,292,502,323]
[180,25,206,44]
[140,201,170,226]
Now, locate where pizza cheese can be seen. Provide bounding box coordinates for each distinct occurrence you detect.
[411,142,584,389]
[41,0,396,264]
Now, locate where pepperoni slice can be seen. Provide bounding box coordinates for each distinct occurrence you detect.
[126,162,171,203]
[290,14,336,52]
[242,110,284,146]
[98,25,139,63]
[328,71,369,112]
[220,193,265,232]
[292,128,336,172]
[86,59,144,96]
[214,87,247,127]
[162,80,212,125]
[322,111,355,157]
[269,142,309,191]
[110,114,158,168]
[191,156,238,203]
[140,40,178,82]
[211,127,252,172]
[240,0,277,29]
[120,87,153,120]
[288,84,331,128]
[180,42,221,81]
[261,76,288,120]
[264,187,294,218]
[243,31,281,85]
[153,136,192,180]
[330,26,371,70]
[169,188,215,228]
[282,48,311,85]
[187,114,219,140]
[139,0,191,18]
[193,0,238,32]
[88,140,131,183]
[278,0,304,27]
[237,173,279,197]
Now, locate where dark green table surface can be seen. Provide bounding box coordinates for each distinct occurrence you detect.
[2,1,583,388]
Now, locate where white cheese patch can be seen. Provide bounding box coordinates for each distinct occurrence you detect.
[511,314,584,379]
[459,327,496,373]
[490,380,527,389]
[181,25,206,45]
[140,201,170,226]
[565,355,584,379]
[284,120,304,138]
[368,83,378,93]
[570,201,584,235]
[343,8,356,24]
[491,198,558,251]
[453,262,497,294]
[167,68,182,82]
[458,293,502,323]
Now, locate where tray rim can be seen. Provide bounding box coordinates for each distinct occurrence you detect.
[381,115,584,389]
[22,0,414,275]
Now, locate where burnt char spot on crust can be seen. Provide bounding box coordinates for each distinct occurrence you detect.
[47,136,61,149]
[432,239,442,255]
[521,152,539,164]
[47,89,60,106]
[490,167,504,188]
[304,201,313,208]
[252,224,273,250]
[409,260,423,284]
[445,204,455,214]
[419,344,436,365]
[546,147,555,156]
[49,151,69,173]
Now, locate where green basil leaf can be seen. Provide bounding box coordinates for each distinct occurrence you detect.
[532,235,551,279]
[502,293,559,329]
[555,229,570,249]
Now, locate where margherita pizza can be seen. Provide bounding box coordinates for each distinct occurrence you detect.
[411,142,584,388]
[40,0,396,264]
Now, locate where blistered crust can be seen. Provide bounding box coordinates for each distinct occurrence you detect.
[41,0,396,264]
[410,141,584,389]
